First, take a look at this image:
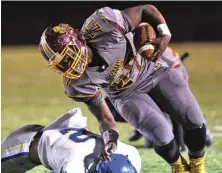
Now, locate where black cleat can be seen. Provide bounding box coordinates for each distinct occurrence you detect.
[128,130,143,141]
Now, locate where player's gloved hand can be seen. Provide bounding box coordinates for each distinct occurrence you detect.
[103,141,117,161]
[102,129,119,161]
[150,23,172,61]
[151,35,171,61]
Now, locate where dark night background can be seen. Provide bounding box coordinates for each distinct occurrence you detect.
[2,1,222,45]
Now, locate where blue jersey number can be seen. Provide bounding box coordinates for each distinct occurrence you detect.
[59,128,92,143]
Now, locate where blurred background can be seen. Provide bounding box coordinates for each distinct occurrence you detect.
[2,1,222,45]
[2,1,222,172]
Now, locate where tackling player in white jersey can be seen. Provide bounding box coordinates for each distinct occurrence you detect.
[1,107,141,173]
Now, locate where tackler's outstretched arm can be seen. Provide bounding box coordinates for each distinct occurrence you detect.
[85,92,119,161]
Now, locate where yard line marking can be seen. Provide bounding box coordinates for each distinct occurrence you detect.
[212,132,222,137]
[214,125,222,131]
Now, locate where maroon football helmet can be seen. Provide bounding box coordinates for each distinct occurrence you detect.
[39,23,88,79]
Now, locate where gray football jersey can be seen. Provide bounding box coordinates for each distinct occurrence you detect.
[63,7,167,101]
[1,125,44,173]
[159,47,181,68]
[159,47,189,81]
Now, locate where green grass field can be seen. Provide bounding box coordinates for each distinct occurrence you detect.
[2,43,222,173]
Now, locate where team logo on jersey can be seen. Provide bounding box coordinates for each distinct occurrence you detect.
[108,56,141,91]
[108,59,124,77]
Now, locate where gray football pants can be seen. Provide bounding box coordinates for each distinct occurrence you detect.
[115,68,204,146]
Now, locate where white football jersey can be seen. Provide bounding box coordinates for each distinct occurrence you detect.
[1,125,44,173]
[2,107,141,173]
[38,108,141,173]
[39,130,141,173]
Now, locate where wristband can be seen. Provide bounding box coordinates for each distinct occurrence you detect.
[102,129,119,144]
[157,24,171,36]
[138,44,154,55]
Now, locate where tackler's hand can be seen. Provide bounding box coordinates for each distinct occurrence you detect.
[102,141,117,161]
[102,129,119,161]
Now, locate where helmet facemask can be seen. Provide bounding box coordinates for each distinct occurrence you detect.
[40,24,88,79]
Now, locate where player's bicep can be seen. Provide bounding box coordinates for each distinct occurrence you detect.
[123,4,166,29]
[66,89,104,109]
[122,6,143,29]
[63,76,102,103]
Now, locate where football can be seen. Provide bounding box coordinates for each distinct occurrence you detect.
[133,22,156,60]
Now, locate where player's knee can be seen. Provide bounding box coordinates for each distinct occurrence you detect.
[151,125,174,146]
[183,104,205,130]
[118,97,174,146]
[140,122,174,147]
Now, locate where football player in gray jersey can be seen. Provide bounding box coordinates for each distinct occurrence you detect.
[39,4,207,173]
[105,47,213,151]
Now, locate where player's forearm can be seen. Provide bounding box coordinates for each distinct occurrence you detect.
[89,101,117,133]
[88,100,119,156]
